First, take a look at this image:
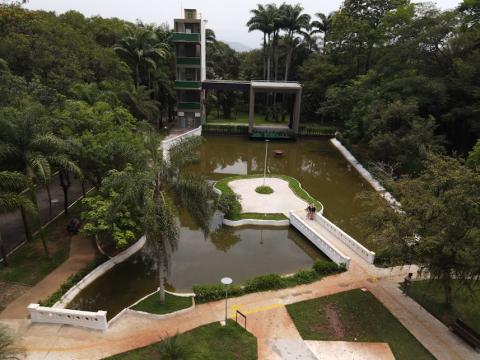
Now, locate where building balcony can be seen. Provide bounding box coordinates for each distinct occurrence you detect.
[172,32,200,43]
[175,80,201,90]
[176,57,201,66]
[177,102,201,110]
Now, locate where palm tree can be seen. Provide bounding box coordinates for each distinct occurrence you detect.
[0,101,80,256]
[114,25,170,88]
[280,4,311,80]
[0,171,35,267]
[102,131,216,304]
[247,4,276,80]
[124,85,161,124]
[311,12,334,51]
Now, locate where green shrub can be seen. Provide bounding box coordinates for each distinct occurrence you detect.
[255,185,274,194]
[194,261,344,303]
[313,260,341,275]
[245,273,283,292]
[292,269,318,284]
[217,192,241,218]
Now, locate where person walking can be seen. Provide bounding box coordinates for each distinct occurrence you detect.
[402,273,413,295]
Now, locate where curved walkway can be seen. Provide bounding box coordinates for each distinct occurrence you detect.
[0,235,95,319]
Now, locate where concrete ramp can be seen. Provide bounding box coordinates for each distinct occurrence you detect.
[305,340,395,360]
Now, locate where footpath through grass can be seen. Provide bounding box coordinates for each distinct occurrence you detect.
[409,280,480,333]
[0,205,82,286]
[106,320,257,360]
[131,291,193,315]
[286,289,434,360]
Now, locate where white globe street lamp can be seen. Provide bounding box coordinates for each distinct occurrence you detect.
[221,277,233,325]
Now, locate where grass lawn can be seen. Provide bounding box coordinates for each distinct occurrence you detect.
[131,291,193,315]
[106,320,257,360]
[409,280,480,333]
[286,289,434,360]
[0,205,82,286]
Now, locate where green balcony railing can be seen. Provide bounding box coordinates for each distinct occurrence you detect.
[175,80,201,89]
[176,57,201,65]
[177,102,201,110]
[172,32,200,42]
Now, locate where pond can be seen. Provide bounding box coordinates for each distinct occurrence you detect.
[68,136,374,318]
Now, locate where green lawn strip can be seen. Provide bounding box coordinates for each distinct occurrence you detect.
[0,204,83,286]
[193,261,343,304]
[409,280,480,333]
[131,291,193,315]
[231,213,288,221]
[286,289,434,360]
[105,320,257,360]
[214,174,323,220]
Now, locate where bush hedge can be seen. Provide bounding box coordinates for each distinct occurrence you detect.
[193,260,344,303]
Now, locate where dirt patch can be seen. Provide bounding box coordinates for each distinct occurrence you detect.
[0,281,30,311]
[324,303,344,338]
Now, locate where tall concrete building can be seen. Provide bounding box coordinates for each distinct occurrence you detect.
[172,9,206,128]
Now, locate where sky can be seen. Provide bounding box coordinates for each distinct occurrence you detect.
[22,0,462,48]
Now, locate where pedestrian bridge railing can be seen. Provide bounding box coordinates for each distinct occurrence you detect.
[28,304,108,330]
[315,215,375,264]
[289,212,351,269]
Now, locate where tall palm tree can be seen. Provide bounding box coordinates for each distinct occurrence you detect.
[280,4,311,80]
[311,12,334,51]
[102,131,216,304]
[247,4,276,80]
[114,25,170,88]
[0,101,80,256]
[0,171,35,267]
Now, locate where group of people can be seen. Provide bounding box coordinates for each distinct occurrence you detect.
[305,203,317,220]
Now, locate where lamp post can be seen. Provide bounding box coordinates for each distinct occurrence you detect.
[221,277,233,325]
[263,140,269,186]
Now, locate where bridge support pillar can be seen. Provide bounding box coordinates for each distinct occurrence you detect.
[292,88,301,135]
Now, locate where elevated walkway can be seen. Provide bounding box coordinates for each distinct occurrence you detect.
[289,210,375,271]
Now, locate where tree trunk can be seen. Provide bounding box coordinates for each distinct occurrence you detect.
[285,46,293,81]
[28,184,50,259]
[0,233,9,267]
[158,245,165,304]
[267,35,271,81]
[443,278,453,309]
[46,184,52,218]
[135,63,140,88]
[20,205,32,242]
[262,34,267,80]
[59,170,71,215]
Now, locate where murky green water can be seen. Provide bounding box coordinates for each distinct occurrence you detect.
[68,136,373,318]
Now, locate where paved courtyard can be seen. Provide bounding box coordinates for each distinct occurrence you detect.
[228,177,309,215]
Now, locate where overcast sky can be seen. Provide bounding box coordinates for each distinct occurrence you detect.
[23,0,462,48]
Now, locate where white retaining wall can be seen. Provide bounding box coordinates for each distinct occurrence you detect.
[53,236,146,308]
[161,126,202,161]
[223,218,290,227]
[290,212,351,269]
[330,138,401,208]
[27,304,108,330]
[315,215,375,264]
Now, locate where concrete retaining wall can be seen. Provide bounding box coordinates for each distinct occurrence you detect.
[223,218,290,227]
[161,126,202,161]
[53,236,146,308]
[316,215,375,264]
[290,212,351,269]
[27,304,108,330]
[330,138,401,208]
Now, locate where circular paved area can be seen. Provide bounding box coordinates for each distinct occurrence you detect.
[228,177,309,215]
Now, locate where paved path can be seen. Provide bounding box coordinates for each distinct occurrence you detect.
[0,235,96,319]
[0,199,477,359]
[229,178,308,214]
